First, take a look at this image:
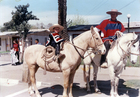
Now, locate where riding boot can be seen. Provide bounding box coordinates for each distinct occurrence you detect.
[55,44,65,63]
[101,62,108,68]
[100,41,111,68]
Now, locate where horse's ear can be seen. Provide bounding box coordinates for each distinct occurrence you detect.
[90,26,94,33]
[133,31,136,38]
[115,31,123,38]
[133,31,136,35]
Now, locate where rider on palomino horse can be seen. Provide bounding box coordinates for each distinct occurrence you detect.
[46,24,65,61]
[95,9,125,68]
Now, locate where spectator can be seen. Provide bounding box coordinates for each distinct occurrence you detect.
[10,47,18,66]
[35,39,41,45]
[13,40,20,65]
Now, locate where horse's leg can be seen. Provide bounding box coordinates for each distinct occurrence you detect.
[93,62,100,93]
[114,75,120,97]
[68,71,76,97]
[84,63,91,92]
[28,79,34,96]
[29,65,40,97]
[108,66,116,97]
[62,69,70,97]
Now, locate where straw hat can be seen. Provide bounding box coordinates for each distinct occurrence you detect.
[106,9,122,15]
[49,24,64,32]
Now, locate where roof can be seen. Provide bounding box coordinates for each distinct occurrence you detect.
[67,24,98,31]
[28,29,50,34]
[0,31,18,36]
[68,22,140,31]
[0,29,50,37]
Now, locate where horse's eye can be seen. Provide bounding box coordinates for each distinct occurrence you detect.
[96,38,99,40]
[128,43,131,46]
[133,44,136,47]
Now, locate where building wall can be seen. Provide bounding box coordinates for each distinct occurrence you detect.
[27,31,49,46]
[27,35,49,46]
[0,30,50,52]
[124,28,140,33]
[68,31,83,42]
[0,36,13,51]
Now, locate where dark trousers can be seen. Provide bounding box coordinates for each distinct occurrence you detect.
[100,41,111,65]
[15,51,19,61]
[55,44,60,55]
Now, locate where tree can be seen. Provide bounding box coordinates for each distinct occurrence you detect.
[68,15,89,27]
[46,23,53,29]
[2,4,39,62]
[58,0,69,41]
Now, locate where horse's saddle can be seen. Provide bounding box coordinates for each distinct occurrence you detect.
[41,44,65,63]
[41,46,55,60]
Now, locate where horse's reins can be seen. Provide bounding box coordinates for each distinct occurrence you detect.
[71,40,85,59]
[70,30,104,59]
[118,35,140,57]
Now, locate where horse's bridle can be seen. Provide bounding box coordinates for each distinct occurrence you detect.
[91,31,104,51]
[69,30,104,59]
[118,35,139,57]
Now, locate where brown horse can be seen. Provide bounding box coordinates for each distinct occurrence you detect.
[22,26,106,97]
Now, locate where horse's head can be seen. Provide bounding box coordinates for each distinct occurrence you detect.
[120,32,139,64]
[89,26,106,55]
[130,32,139,64]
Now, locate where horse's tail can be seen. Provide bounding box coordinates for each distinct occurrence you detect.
[22,61,30,83]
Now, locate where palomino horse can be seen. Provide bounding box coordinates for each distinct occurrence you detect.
[83,32,139,97]
[22,26,106,97]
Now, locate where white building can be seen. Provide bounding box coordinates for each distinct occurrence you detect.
[0,29,50,52]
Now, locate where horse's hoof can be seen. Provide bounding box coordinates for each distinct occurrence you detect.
[87,90,91,93]
[29,91,34,95]
[95,89,101,94]
[116,94,120,97]
[69,95,73,97]
[62,96,68,97]
[36,94,42,97]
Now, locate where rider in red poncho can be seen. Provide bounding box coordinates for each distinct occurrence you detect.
[94,9,125,68]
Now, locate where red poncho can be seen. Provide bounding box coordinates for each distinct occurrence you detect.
[96,19,125,39]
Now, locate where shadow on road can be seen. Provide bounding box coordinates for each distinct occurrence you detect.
[89,79,139,97]
[0,63,11,66]
[38,79,139,97]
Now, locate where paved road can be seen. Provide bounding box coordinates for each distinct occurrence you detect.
[0,54,140,97]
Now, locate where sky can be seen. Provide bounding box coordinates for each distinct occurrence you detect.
[0,0,140,27]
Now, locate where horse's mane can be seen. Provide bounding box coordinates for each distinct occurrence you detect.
[110,38,120,50]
